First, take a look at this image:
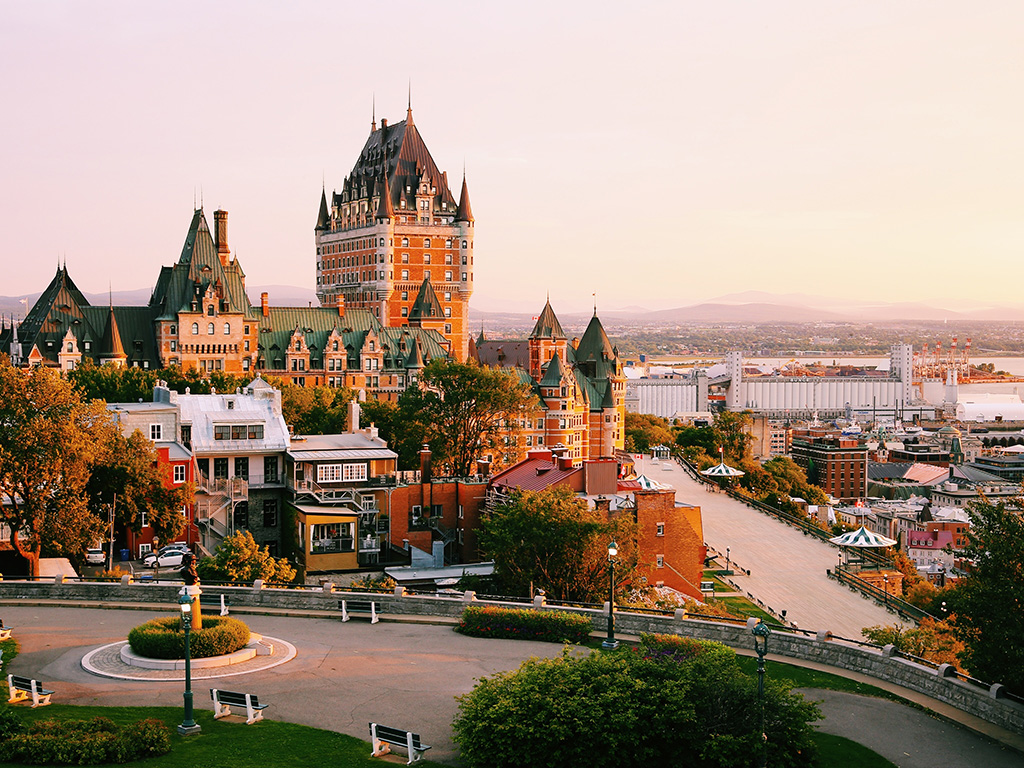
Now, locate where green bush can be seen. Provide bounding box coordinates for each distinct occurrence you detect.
[0,710,24,741]
[128,615,250,659]
[453,641,820,768]
[456,605,592,644]
[638,632,708,662]
[0,716,170,764]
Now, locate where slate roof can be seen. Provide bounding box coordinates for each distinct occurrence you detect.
[333,111,458,215]
[455,174,474,222]
[475,340,529,369]
[409,278,443,320]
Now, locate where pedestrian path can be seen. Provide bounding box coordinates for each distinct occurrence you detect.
[637,456,898,638]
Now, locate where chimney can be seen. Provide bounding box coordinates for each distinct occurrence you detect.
[419,444,432,483]
[337,296,345,317]
[475,457,491,476]
[214,210,230,266]
[261,292,269,317]
[557,455,574,471]
[381,118,387,129]
[348,399,360,434]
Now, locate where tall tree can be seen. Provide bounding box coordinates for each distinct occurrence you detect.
[67,359,159,403]
[947,498,1024,694]
[479,485,640,601]
[87,430,193,545]
[280,385,356,435]
[624,413,674,454]
[412,360,539,477]
[0,358,107,575]
[197,530,296,583]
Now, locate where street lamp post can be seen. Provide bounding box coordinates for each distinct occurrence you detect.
[726,546,731,573]
[177,594,201,736]
[602,541,619,651]
[883,574,889,607]
[752,621,771,768]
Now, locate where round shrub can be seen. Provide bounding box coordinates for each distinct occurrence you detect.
[453,641,821,768]
[128,615,250,659]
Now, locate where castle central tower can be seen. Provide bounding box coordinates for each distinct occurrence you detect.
[315,105,474,360]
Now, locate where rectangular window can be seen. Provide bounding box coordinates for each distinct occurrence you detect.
[140,510,149,528]
[248,424,264,439]
[214,457,229,479]
[235,456,249,481]
[318,464,343,482]
[656,523,665,536]
[150,424,162,441]
[264,456,278,483]
[234,501,248,529]
[311,522,354,553]
[656,555,664,568]
[343,463,368,482]
[214,425,230,441]
[196,458,208,478]
[263,499,278,527]
[231,425,246,440]
[173,465,186,484]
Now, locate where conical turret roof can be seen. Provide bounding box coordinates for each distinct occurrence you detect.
[529,299,565,339]
[375,172,395,220]
[540,352,568,387]
[316,188,330,229]
[455,174,474,222]
[100,305,126,360]
[576,313,615,363]
[409,278,443,320]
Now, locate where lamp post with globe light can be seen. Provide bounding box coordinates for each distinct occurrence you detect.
[602,541,619,651]
[752,621,772,768]
[177,593,201,736]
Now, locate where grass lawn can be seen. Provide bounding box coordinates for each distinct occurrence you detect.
[0,705,447,768]
[813,733,896,768]
[714,595,776,623]
[734,655,912,704]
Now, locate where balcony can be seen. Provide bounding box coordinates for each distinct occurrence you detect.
[197,476,248,501]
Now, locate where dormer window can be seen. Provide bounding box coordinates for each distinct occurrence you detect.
[207,306,214,316]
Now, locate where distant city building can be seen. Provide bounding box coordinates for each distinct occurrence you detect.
[790,430,868,502]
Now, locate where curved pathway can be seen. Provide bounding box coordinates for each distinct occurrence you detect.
[637,455,897,638]
[2,605,1020,767]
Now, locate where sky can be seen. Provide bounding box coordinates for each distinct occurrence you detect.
[3,1,1024,314]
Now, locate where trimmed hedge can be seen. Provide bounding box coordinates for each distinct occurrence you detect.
[0,715,171,765]
[637,632,707,663]
[128,615,250,659]
[456,605,592,644]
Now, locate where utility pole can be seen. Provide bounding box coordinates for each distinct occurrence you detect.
[107,493,116,572]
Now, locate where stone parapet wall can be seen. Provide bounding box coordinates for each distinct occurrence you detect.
[1,580,1021,735]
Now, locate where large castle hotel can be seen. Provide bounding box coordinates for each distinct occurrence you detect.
[315,104,474,361]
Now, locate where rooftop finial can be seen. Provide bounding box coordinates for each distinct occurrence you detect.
[593,292,597,316]
[371,93,376,132]
[406,80,413,124]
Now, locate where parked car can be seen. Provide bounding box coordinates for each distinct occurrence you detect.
[143,549,188,569]
[85,548,106,565]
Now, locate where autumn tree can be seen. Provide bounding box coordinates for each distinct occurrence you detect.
[479,485,640,602]
[400,360,539,476]
[87,429,193,546]
[197,530,296,583]
[359,397,429,470]
[0,358,107,575]
[624,413,674,454]
[945,498,1024,694]
[280,384,357,435]
[67,359,159,403]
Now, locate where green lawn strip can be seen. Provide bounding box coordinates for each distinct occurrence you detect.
[812,732,897,768]
[713,596,775,622]
[734,655,914,705]
[700,572,732,592]
[0,706,446,768]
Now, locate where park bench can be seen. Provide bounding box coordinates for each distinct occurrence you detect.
[199,593,230,616]
[7,674,53,707]
[210,688,268,724]
[0,619,13,641]
[340,599,379,624]
[369,722,431,765]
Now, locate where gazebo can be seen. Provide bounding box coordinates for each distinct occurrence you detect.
[830,526,896,570]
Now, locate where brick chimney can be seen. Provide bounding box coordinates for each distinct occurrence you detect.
[261,292,269,318]
[419,444,432,483]
[348,399,360,434]
[337,296,345,318]
[214,210,230,267]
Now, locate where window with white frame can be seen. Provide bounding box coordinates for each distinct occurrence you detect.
[317,464,343,482]
[150,424,162,441]
[173,465,186,484]
[656,523,665,537]
[343,463,368,482]
[656,555,664,568]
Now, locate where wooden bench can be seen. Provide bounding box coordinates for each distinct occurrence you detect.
[0,619,13,641]
[199,594,230,616]
[340,599,379,624]
[369,722,431,764]
[7,674,53,708]
[210,688,268,724]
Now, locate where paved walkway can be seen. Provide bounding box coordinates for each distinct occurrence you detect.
[3,605,1021,767]
[637,456,898,638]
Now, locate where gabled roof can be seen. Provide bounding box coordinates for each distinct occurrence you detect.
[540,353,569,388]
[148,209,254,320]
[409,278,443,320]
[529,299,565,339]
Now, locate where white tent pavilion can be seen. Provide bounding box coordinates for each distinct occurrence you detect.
[829,526,896,548]
[701,462,745,478]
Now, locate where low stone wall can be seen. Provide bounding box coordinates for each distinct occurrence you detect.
[2,579,1022,736]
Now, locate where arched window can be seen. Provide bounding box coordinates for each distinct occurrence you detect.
[424,238,431,248]
[191,323,199,335]
[223,323,230,335]
[207,306,214,316]
[207,323,215,335]
[401,237,409,247]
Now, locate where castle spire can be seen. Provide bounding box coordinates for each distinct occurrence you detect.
[406,81,414,125]
[371,93,376,132]
[455,173,474,222]
[376,169,395,220]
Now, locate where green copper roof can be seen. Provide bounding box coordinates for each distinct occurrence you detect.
[539,352,569,387]
[529,299,565,339]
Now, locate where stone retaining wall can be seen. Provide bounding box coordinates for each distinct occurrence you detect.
[2,579,1022,736]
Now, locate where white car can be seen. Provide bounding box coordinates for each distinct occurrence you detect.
[143,550,188,569]
[85,548,105,565]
